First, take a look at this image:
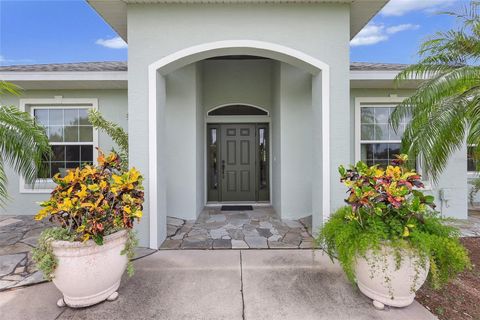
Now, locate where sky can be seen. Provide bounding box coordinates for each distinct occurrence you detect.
[0,0,470,66]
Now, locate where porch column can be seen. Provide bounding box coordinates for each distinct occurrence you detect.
[311,70,330,236]
[148,71,168,248]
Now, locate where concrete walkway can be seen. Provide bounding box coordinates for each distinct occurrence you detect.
[0,250,435,320]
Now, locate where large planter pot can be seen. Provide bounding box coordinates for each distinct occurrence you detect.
[355,245,429,310]
[51,229,128,308]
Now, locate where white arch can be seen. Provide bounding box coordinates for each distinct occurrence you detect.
[148,40,330,249]
[149,40,328,76]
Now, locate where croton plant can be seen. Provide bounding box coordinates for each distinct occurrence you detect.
[35,150,144,245]
[338,154,435,239]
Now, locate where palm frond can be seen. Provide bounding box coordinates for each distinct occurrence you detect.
[391,3,480,181]
[87,109,128,161]
[0,105,51,185]
[0,159,9,206]
[0,81,22,97]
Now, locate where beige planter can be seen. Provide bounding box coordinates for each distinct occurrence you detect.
[355,245,429,310]
[51,229,128,308]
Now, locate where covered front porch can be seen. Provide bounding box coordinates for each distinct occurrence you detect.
[144,41,332,249]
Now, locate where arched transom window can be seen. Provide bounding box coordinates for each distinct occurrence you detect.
[208,104,268,116]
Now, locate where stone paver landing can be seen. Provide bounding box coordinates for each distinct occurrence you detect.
[161,207,314,250]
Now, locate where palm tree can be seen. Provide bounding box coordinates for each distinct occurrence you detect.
[0,81,51,204]
[390,1,480,182]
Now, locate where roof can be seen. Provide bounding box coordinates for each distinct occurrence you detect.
[86,0,389,41]
[0,61,128,72]
[0,60,417,90]
[0,61,407,72]
[350,62,408,71]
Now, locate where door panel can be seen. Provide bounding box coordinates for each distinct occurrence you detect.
[220,124,256,201]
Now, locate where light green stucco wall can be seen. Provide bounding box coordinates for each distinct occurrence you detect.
[202,59,274,111]
[275,62,313,219]
[0,89,128,216]
[128,3,351,246]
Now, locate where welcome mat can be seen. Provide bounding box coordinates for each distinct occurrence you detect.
[221,205,253,211]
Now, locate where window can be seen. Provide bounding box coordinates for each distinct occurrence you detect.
[33,107,94,178]
[358,104,410,167]
[208,104,268,116]
[468,145,479,172]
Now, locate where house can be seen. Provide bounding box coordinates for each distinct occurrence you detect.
[0,0,468,249]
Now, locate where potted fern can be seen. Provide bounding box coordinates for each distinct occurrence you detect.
[316,155,471,309]
[33,150,144,308]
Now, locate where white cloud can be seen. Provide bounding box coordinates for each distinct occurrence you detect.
[351,23,420,47]
[386,23,420,34]
[95,36,127,49]
[350,24,388,46]
[381,0,457,16]
[0,55,34,66]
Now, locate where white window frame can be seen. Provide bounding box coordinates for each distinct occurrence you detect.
[467,144,479,177]
[19,97,99,193]
[355,96,431,189]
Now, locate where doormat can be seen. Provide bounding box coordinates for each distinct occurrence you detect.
[221,205,253,211]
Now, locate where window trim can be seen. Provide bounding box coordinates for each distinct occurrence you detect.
[467,144,479,176]
[19,97,98,194]
[355,96,431,189]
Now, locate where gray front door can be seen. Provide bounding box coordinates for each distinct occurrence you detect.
[220,124,256,201]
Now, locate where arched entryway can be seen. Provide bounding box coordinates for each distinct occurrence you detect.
[148,40,330,249]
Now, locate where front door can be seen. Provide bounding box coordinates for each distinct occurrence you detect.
[220,124,256,201]
[207,123,269,202]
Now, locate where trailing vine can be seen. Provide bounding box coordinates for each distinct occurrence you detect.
[122,230,139,277]
[32,228,75,281]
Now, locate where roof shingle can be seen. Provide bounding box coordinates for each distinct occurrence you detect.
[350,62,408,71]
[0,61,127,72]
[0,61,408,72]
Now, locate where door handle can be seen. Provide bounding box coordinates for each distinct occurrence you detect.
[222,160,225,179]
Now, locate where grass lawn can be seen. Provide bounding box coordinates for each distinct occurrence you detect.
[417,237,480,320]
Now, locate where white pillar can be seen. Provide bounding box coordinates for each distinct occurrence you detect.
[148,71,168,248]
[311,74,323,236]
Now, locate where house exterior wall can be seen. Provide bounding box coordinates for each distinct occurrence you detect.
[276,63,313,220]
[0,89,128,216]
[128,3,351,245]
[165,64,203,220]
[202,59,274,111]
[350,88,468,219]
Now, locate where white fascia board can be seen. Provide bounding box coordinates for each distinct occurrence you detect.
[0,71,128,82]
[350,70,400,80]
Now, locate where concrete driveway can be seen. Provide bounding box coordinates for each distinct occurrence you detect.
[0,250,436,320]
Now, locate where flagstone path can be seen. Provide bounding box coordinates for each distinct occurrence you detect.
[0,215,51,291]
[161,207,314,250]
[0,216,155,291]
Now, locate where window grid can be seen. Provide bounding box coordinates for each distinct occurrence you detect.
[359,104,409,168]
[33,107,94,178]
